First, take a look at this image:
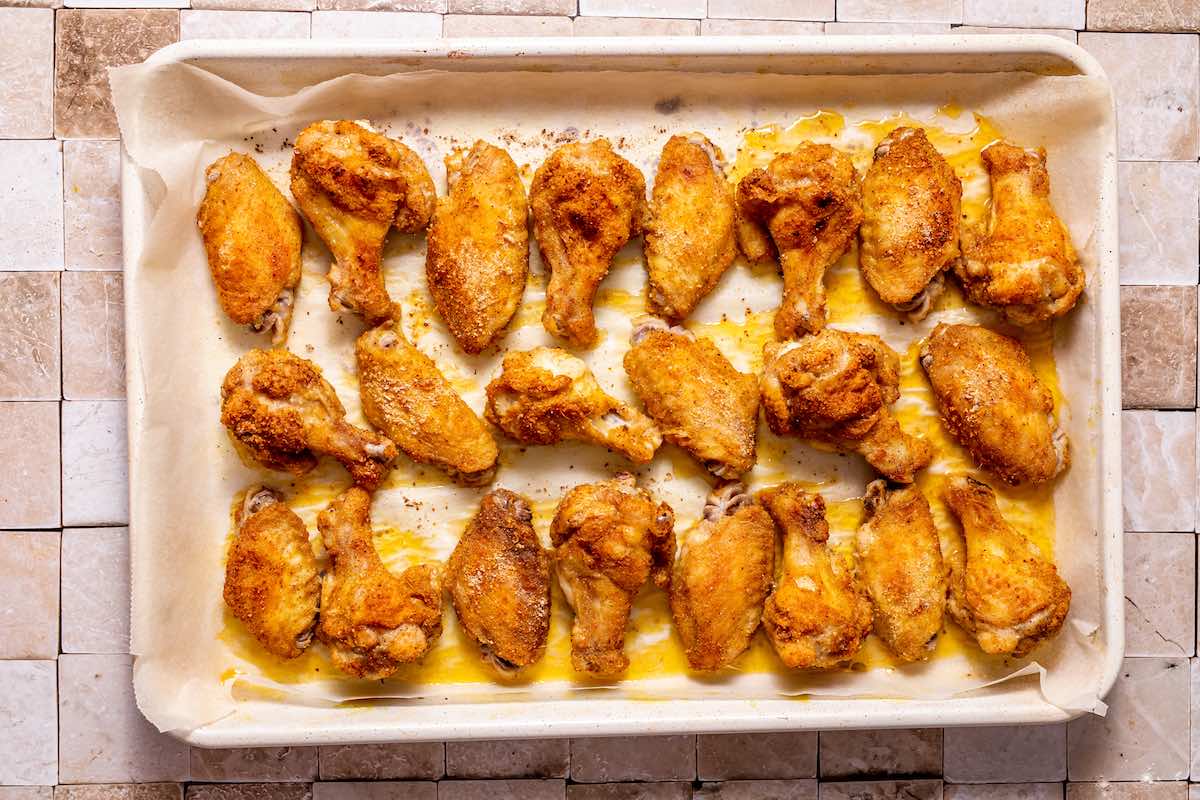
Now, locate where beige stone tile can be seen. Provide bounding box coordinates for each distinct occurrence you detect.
[0,140,63,270]
[706,0,832,19]
[694,781,817,799]
[0,402,60,528]
[314,0,442,9]
[191,748,318,782]
[701,18,824,34]
[1122,532,1195,657]
[62,399,128,526]
[0,660,57,785]
[62,271,125,400]
[443,13,572,34]
[1191,656,1200,776]
[0,531,60,659]
[63,140,122,272]
[186,788,312,800]
[826,21,951,33]
[317,743,444,779]
[834,0,961,23]
[61,527,130,654]
[55,786,183,800]
[191,0,316,12]
[961,0,1082,28]
[819,729,942,778]
[310,10,442,35]
[943,724,1065,783]
[567,785,690,800]
[1122,410,1196,532]
[697,733,817,780]
[0,272,60,400]
[312,784,436,800]
[0,790,53,800]
[58,654,190,783]
[1067,783,1188,799]
[571,736,696,783]
[437,780,565,800]
[1087,1,1200,33]
[944,786,1063,800]
[1120,286,1197,409]
[574,15,697,33]
[1118,161,1200,285]
[0,9,53,137]
[54,9,179,139]
[954,26,1076,41]
[1079,33,1199,161]
[449,0,574,12]
[577,0,701,18]
[446,739,568,778]
[180,9,310,37]
[818,781,943,799]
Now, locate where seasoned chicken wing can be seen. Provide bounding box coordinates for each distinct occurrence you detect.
[317,487,444,679]
[357,321,498,486]
[485,346,662,464]
[623,318,758,478]
[197,153,302,345]
[531,139,647,348]
[920,323,1067,485]
[643,133,737,323]
[943,475,1071,656]
[426,141,529,354]
[859,127,962,321]
[760,329,933,483]
[220,348,397,489]
[290,120,435,325]
[551,474,675,676]
[223,487,320,660]
[670,483,775,671]
[736,143,863,338]
[445,489,551,676]
[955,141,1084,325]
[856,481,947,662]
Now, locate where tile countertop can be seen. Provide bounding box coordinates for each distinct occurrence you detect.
[0,0,1196,796]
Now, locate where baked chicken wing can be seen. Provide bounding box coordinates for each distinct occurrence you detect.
[623,318,758,478]
[760,329,933,483]
[550,474,675,676]
[758,483,872,670]
[426,141,529,354]
[445,489,551,676]
[220,348,398,489]
[485,346,662,464]
[290,120,435,325]
[222,487,320,660]
[736,143,863,338]
[920,322,1067,485]
[859,127,962,320]
[943,475,1071,656]
[856,481,947,662]
[643,133,737,323]
[531,139,647,348]
[316,487,444,679]
[357,321,498,486]
[955,141,1084,325]
[197,153,302,345]
[670,483,775,671]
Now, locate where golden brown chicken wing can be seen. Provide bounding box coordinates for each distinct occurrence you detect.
[220,348,397,490]
[856,481,947,662]
[758,483,872,670]
[197,153,302,345]
[290,120,435,325]
[316,487,444,679]
[426,141,529,354]
[943,475,1071,656]
[623,318,758,478]
[550,474,675,676]
[859,127,962,321]
[736,143,863,338]
[357,321,498,486]
[445,489,551,676]
[955,141,1084,325]
[222,487,320,660]
[485,346,662,464]
[531,139,647,348]
[670,483,774,671]
[920,323,1067,485]
[760,329,933,483]
[643,133,737,323]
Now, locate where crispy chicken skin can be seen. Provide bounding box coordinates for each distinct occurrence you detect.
[197,153,302,345]
[531,139,647,348]
[220,348,397,489]
[317,487,444,679]
[761,329,934,483]
[485,346,662,464]
[445,489,551,676]
[290,120,435,325]
[356,321,498,486]
[426,141,529,354]
[758,483,872,670]
[920,323,1067,485]
[859,127,962,321]
[856,481,947,662]
[623,318,758,478]
[222,487,320,660]
[736,143,864,338]
[643,133,737,323]
[670,483,775,671]
[956,142,1084,325]
[943,475,1071,656]
[551,474,675,676]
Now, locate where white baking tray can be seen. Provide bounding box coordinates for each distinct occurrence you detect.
[122,35,1123,746]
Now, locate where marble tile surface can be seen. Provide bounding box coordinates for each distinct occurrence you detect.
[0,402,60,528]
[317,743,444,780]
[694,781,817,799]
[818,780,944,799]
[0,531,60,659]
[445,739,568,779]
[700,18,824,33]
[566,785,691,800]
[0,8,54,138]
[819,729,942,778]
[576,0,701,17]
[1087,1,1200,32]
[437,780,566,800]
[697,733,818,780]
[825,21,951,33]
[943,724,1066,783]
[833,0,960,22]
[313,0,441,9]
[0,790,53,800]
[1120,286,1198,409]
[0,140,63,270]
[570,736,696,783]
[573,15,697,33]
[309,9,441,34]
[1118,161,1200,286]
[1067,783,1189,799]
[312,784,436,800]
[447,0,574,13]
[191,749,319,782]
[63,140,122,272]
[944,786,1063,800]
[1123,531,1195,657]
[61,400,129,526]
[61,271,125,400]
[1122,410,1196,532]
[0,272,60,400]
[442,12,571,33]
[180,9,311,36]
[191,0,316,12]
[54,786,183,799]
[60,527,130,654]
[953,26,1076,40]
[705,0,832,19]
[0,660,57,785]
[186,787,312,800]
[960,0,1082,27]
